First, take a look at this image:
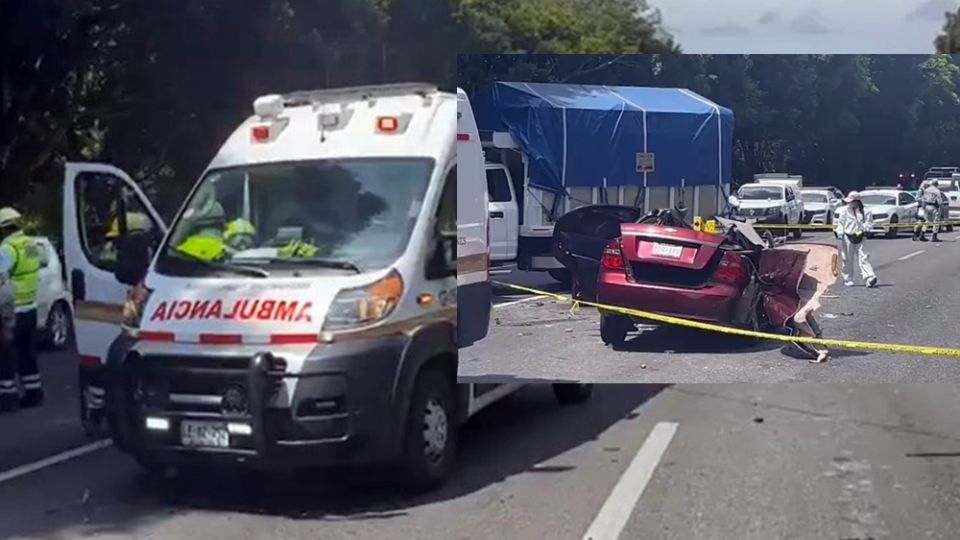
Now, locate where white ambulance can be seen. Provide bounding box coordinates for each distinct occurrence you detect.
[456,87,491,349]
[64,83,589,491]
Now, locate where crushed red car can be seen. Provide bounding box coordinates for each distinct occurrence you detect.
[552,205,838,347]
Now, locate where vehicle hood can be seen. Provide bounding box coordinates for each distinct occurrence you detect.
[804,202,829,212]
[139,273,360,340]
[863,203,897,215]
[737,200,783,209]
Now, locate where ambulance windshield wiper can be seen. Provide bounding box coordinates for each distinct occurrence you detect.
[167,247,270,278]
[265,257,363,274]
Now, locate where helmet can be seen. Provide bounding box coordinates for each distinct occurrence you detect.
[224,219,256,250]
[0,207,22,229]
[105,212,151,239]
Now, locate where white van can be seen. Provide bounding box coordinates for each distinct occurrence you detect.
[456,88,492,348]
[63,83,590,490]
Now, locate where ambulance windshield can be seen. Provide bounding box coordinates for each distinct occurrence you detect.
[156,158,434,276]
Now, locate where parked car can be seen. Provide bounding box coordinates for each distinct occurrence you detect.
[553,205,838,347]
[832,189,918,238]
[33,236,74,349]
[800,188,842,225]
[730,182,804,238]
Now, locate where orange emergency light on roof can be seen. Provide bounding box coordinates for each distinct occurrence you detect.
[376,116,399,133]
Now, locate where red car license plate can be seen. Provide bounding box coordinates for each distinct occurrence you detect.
[650,242,683,259]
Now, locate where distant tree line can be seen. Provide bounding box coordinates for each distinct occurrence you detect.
[0,0,676,236]
[460,54,960,190]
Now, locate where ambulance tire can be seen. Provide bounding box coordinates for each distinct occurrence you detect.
[553,383,593,405]
[398,368,457,493]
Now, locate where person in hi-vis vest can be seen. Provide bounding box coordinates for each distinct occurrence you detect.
[0,207,43,412]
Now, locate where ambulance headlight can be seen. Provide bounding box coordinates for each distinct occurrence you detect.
[323,271,404,331]
[121,285,153,335]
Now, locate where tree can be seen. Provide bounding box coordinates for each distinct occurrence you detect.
[936,9,960,52]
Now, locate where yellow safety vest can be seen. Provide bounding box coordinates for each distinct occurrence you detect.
[176,233,228,262]
[2,232,40,308]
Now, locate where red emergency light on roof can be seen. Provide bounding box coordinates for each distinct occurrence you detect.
[457,133,470,141]
[376,116,399,133]
[251,125,271,142]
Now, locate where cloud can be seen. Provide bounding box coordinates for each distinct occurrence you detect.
[758,11,779,25]
[906,0,957,21]
[790,9,833,34]
[700,22,749,35]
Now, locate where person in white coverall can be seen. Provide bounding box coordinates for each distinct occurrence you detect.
[834,191,878,288]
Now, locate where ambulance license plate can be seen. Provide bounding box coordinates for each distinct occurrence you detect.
[180,421,229,448]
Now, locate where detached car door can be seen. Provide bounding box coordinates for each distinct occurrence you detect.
[553,205,645,301]
[63,163,167,369]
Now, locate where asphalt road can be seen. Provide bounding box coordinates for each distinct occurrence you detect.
[461,230,960,383]
[3,383,960,539]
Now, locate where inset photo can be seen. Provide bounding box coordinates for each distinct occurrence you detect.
[458,54,960,383]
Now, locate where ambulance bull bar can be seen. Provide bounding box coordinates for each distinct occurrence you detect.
[108,340,408,468]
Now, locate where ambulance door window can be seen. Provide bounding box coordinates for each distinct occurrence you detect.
[429,165,456,280]
[77,172,123,271]
[77,172,163,271]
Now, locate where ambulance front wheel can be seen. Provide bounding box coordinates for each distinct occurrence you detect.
[553,383,593,405]
[397,368,457,492]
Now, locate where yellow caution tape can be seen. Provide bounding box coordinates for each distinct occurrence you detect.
[746,219,960,231]
[492,281,960,357]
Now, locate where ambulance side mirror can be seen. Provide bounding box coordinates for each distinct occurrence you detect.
[114,233,151,286]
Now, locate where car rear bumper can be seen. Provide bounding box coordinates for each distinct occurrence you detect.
[104,334,411,470]
[596,271,742,324]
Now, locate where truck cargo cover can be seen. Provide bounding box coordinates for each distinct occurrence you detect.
[472,82,734,193]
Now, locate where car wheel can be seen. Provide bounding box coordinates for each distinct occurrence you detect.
[553,383,593,405]
[47,301,73,350]
[548,269,571,286]
[397,369,456,493]
[600,313,630,346]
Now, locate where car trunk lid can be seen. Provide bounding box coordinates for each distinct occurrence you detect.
[619,224,725,287]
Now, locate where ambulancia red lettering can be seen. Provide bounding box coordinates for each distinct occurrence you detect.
[150,301,169,322]
[190,300,210,319]
[257,300,276,320]
[173,301,191,320]
[294,301,313,323]
[239,299,259,320]
[275,301,297,322]
[225,299,242,319]
[205,300,223,319]
[148,298,311,322]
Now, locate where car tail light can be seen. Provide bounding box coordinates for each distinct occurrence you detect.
[600,239,626,270]
[712,251,748,285]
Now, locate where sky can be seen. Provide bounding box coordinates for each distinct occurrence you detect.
[650,0,958,53]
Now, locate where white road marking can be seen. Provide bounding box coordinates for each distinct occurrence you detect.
[494,295,543,309]
[0,439,112,485]
[582,421,679,540]
[897,250,925,261]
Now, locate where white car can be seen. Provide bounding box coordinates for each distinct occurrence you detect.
[834,189,918,238]
[33,236,74,349]
[800,188,842,225]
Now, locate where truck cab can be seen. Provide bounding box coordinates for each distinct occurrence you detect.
[484,162,519,263]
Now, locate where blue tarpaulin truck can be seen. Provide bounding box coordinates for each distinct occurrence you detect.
[471,81,735,281]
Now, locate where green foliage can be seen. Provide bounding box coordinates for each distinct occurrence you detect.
[461,54,960,191]
[0,0,676,239]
